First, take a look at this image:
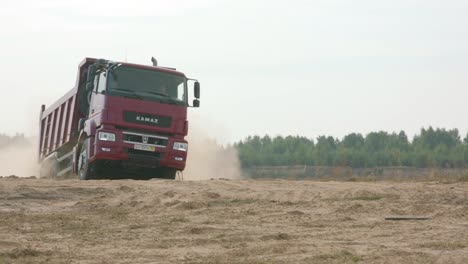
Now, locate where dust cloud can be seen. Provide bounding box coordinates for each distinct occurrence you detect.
[0,138,39,177]
[183,115,243,180]
[0,115,242,180]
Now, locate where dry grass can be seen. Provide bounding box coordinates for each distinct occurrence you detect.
[0,178,467,263]
[351,194,385,201]
[0,247,55,264]
[313,250,362,263]
[418,242,466,250]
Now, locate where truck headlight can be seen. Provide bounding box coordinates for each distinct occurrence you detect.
[98,132,116,142]
[173,142,188,151]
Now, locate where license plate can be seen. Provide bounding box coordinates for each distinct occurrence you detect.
[134,144,155,152]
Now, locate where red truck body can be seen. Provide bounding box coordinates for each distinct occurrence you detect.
[38,58,199,179]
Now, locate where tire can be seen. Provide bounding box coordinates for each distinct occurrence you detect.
[77,138,95,180]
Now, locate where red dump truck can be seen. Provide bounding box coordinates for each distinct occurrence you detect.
[38,58,200,180]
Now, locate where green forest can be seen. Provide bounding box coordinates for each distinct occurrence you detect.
[234,127,468,168]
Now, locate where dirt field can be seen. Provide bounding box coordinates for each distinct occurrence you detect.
[0,178,467,263]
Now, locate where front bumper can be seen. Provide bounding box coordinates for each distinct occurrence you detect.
[90,128,187,170]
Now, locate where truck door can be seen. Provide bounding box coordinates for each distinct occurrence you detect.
[89,71,107,117]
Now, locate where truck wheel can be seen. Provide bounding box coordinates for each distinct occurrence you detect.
[159,168,176,180]
[78,138,95,180]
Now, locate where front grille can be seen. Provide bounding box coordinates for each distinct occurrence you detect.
[127,148,163,159]
[116,126,173,137]
[123,132,168,147]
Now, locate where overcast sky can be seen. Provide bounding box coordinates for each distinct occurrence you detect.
[1,0,467,143]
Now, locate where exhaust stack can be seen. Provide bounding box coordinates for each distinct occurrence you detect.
[151,57,158,66]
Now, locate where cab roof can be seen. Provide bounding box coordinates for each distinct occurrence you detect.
[79,57,187,78]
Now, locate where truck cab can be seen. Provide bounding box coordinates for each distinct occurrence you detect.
[39,58,200,180]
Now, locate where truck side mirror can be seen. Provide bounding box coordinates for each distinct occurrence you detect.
[86,83,94,92]
[86,65,95,91]
[86,65,95,83]
[78,118,86,131]
[194,82,200,99]
[193,99,200,108]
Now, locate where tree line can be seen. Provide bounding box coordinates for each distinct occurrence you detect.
[234,127,468,168]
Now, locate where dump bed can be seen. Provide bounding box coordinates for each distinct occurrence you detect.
[38,58,96,160]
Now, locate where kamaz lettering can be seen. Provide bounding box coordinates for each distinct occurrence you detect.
[137,116,159,124]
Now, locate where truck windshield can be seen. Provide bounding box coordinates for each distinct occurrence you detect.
[107,66,187,106]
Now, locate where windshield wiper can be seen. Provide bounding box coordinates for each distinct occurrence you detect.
[111,88,143,99]
[141,91,171,98]
[111,89,183,105]
[140,91,185,105]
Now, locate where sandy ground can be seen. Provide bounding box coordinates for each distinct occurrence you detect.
[0,178,467,263]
